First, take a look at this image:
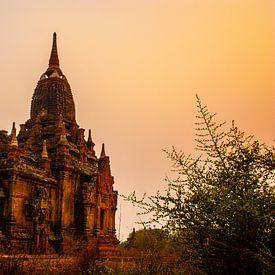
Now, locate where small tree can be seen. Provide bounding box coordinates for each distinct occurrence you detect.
[127,96,275,274]
[121,228,171,252]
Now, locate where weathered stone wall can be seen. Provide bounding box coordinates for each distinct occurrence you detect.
[12,178,30,228]
[0,33,119,254]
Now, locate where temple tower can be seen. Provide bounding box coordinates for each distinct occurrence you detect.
[0,33,118,254]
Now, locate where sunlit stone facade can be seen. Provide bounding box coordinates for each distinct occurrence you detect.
[0,33,118,254]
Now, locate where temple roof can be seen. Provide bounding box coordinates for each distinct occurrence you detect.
[30,33,76,123]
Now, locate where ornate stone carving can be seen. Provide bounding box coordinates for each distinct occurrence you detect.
[0,33,118,254]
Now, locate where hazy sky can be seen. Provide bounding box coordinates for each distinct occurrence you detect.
[0,0,274,240]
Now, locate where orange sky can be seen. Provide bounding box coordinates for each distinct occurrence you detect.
[0,0,274,240]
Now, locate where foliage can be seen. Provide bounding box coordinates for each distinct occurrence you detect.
[126,96,275,274]
[129,250,175,275]
[78,247,98,275]
[120,228,171,252]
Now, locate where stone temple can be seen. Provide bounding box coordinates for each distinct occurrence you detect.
[0,33,118,254]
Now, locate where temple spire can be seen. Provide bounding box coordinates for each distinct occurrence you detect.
[87,129,95,153]
[100,143,106,158]
[87,129,94,145]
[10,122,18,147]
[49,32,59,68]
[88,129,92,143]
[41,140,48,159]
[59,123,68,144]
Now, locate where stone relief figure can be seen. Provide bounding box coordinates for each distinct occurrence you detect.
[81,178,96,204]
[24,188,52,234]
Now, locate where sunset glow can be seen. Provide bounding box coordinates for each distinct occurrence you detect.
[0,0,274,239]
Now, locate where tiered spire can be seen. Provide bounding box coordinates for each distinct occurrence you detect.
[100,143,106,158]
[87,129,95,151]
[57,114,69,145]
[31,32,76,122]
[40,140,50,171]
[87,129,93,144]
[49,32,59,68]
[41,140,48,159]
[10,122,18,147]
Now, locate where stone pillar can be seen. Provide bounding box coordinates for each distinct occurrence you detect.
[106,206,112,235]
[82,203,89,237]
[112,208,116,236]
[6,176,16,238]
[94,206,101,237]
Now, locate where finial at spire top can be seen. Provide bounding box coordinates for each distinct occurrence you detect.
[49,32,60,68]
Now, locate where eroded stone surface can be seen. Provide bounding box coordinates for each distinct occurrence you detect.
[0,33,118,254]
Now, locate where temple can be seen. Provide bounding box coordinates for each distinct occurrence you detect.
[0,33,118,254]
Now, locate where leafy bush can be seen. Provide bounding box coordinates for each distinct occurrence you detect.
[126,96,275,274]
